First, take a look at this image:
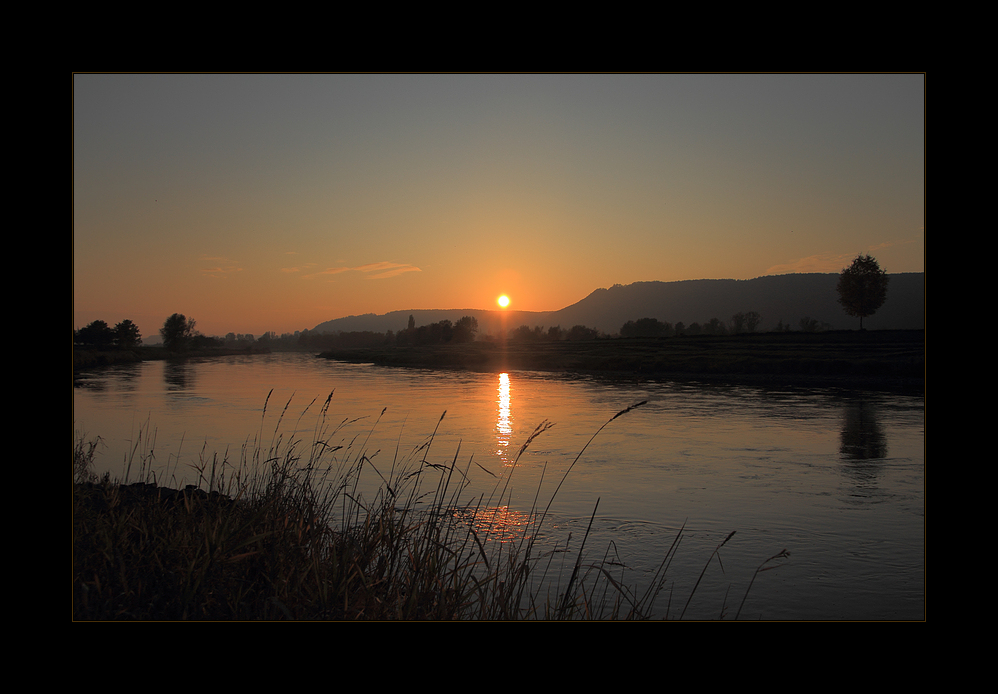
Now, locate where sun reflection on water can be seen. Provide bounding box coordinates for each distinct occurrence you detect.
[495,372,513,465]
[452,505,534,544]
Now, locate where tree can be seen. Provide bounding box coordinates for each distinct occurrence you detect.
[730,313,746,334]
[160,313,197,352]
[453,316,479,343]
[837,254,889,329]
[510,324,548,342]
[703,318,727,335]
[76,320,115,348]
[114,320,142,349]
[799,316,822,333]
[731,312,762,334]
[621,317,671,338]
[567,325,599,341]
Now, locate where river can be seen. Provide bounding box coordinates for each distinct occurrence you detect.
[73,352,924,620]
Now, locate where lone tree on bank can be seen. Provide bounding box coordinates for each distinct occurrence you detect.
[837,254,889,329]
[160,313,197,352]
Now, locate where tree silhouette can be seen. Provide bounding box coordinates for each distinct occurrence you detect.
[621,317,671,338]
[114,319,142,349]
[730,313,746,334]
[837,254,889,329]
[453,316,479,343]
[76,320,115,348]
[567,325,599,340]
[160,313,197,352]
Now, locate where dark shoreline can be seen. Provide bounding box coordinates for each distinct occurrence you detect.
[72,331,925,392]
[73,345,274,371]
[318,329,924,392]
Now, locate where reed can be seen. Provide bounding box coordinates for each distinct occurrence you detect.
[73,395,786,620]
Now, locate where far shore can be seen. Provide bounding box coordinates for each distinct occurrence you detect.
[317,330,924,391]
[73,345,274,371]
[73,330,924,392]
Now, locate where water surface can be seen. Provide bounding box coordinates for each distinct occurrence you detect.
[74,352,924,619]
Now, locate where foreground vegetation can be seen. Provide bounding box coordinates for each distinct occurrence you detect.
[73,398,787,620]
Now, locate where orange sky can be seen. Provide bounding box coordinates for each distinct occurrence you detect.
[74,74,924,338]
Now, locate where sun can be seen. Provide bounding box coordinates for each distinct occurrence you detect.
[497,295,510,308]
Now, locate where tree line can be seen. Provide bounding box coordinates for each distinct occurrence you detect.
[298,315,480,351]
[506,325,600,342]
[74,319,142,349]
[395,315,479,346]
[74,314,220,352]
[619,312,763,338]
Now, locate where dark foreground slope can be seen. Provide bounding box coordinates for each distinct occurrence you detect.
[319,330,924,390]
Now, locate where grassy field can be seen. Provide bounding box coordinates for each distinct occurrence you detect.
[319,330,924,389]
[73,399,787,620]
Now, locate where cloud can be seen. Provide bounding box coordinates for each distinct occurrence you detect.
[283,261,318,273]
[765,253,855,275]
[868,236,920,252]
[200,257,244,277]
[364,263,422,279]
[304,261,421,280]
[304,267,351,279]
[766,237,921,275]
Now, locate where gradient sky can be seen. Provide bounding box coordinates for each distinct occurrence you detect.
[74,74,924,338]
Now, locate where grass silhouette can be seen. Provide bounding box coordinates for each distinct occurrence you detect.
[73,395,786,620]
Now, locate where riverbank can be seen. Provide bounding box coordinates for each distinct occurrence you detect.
[318,330,924,391]
[73,345,275,371]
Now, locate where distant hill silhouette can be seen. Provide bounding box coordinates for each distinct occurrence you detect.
[311,273,924,336]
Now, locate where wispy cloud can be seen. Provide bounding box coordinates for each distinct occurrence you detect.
[766,237,920,275]
[304,262,421,280]
[304,267,351,278]
[360,262,422,279]
[765,253,855,275]
[868,236,920,253]
[200,257,244,278]
[281,262,317,273]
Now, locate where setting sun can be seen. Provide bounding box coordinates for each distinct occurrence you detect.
[497,295,510,308]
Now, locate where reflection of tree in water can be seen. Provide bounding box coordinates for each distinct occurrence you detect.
[839,397,888,497]
[76,363,144,394]
[111,362,143,394]
[163,361,195,392]
[840,398,888,460]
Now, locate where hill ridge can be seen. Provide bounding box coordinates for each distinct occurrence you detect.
[311,272,924,335]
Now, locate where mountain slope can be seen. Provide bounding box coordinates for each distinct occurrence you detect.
[311,273,924,335]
